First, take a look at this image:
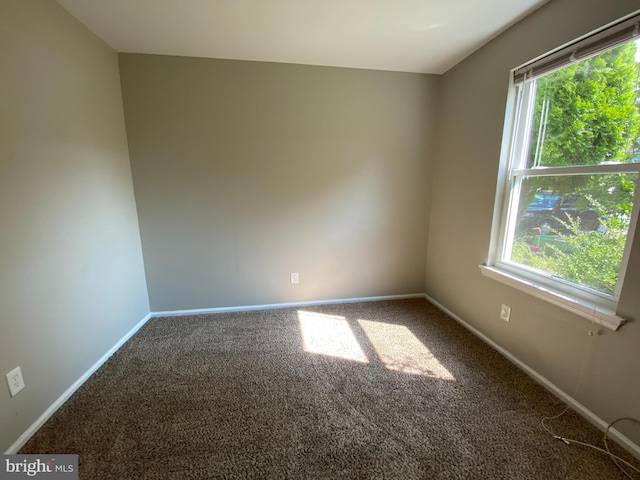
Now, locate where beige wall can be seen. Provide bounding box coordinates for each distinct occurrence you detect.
[119,54,439,311]
[0,0,149,452]
[426,0,640,446]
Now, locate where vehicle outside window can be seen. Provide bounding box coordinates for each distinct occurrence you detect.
[519,192,600,235]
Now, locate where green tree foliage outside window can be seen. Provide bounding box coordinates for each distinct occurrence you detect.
[529,42,640,168]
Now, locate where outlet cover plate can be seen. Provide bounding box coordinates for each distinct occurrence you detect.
[6,366,25,397]
[500,304,511,322]
[290,272,299,284]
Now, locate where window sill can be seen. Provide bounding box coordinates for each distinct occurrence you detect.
[479,265,626,331]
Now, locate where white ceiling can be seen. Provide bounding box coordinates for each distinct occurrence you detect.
[56,0,549,74]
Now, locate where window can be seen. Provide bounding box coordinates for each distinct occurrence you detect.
[483,13,640,330]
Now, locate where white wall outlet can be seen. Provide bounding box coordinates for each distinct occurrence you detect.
[6,366,25,397]
[500,304,511,322]
[290,272,299,284]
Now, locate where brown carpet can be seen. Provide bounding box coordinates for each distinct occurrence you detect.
[20,299,639,479]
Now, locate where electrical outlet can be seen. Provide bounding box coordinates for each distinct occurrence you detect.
[290,272,299,284]
[6,366,25,397]
[500,304,511,322]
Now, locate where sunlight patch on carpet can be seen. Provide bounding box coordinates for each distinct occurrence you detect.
[357,319,455,380]
[298,310,369,363]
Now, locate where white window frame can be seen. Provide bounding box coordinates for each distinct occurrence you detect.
[482,12,640,331]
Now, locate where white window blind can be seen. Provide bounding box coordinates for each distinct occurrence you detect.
[514,12,640,84]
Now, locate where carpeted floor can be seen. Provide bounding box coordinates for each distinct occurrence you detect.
[20,299,639,479]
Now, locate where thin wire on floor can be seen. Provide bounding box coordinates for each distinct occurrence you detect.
[540,330,640,479]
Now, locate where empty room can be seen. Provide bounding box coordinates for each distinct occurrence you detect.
[2,0,640,478]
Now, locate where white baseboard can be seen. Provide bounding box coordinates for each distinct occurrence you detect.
[4,312,153,455]
[151,293,426,317]
[423,293,640,461]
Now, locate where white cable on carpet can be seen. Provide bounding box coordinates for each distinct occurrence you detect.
[539,330,640,478]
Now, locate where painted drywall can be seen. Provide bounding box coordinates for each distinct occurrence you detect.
[0,0,149,452]
[120,54,438,311]
[426,0,640,446]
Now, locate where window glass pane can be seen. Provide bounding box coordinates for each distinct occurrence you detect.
[526,41,640,168]
[507,173,638,296]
